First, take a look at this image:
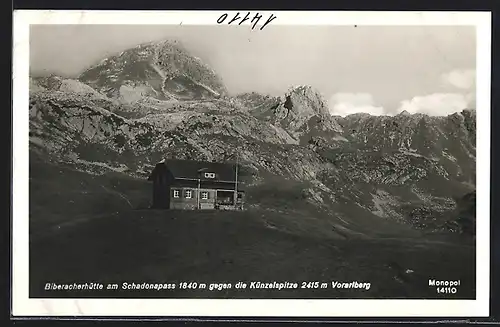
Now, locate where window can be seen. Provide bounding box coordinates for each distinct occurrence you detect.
[201,191,209,200]
[185,190,192,199]
[204,172,216,179]
[173,189,180,198]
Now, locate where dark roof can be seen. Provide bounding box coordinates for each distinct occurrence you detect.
[152,159,238,181]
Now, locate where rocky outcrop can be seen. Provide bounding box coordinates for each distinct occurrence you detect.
[235,92,281,113]
[28,89,315,180]
[250,86,343,144]
[31,75,108,99]
[334,109,476,186]
[443,191,476,237]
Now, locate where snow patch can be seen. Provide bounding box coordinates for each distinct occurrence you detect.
[58,79,104,98]
[196,81,221,96]
[150,63,166,79]
[399,149,424,158]
[75,159,130,173]
[269,124,298,144]
[119,84,151,103]
[332,135,349,142]
[370,190,402,220]
[441,150,457,162]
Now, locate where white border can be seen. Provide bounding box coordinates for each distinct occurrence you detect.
[12,10,491,317]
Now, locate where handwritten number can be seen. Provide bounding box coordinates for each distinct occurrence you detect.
[217,13,228,24]
[228,12,241,24]
[260,14,277,30]
[239,12,250,25]
[216,12,276,30]
[250,13,263,30]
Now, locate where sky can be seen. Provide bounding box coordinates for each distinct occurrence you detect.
[30,24,476,116]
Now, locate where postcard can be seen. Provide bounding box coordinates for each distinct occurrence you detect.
[12,9,491,318]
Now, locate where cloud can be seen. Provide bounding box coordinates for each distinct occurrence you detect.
[328,92,385,116]
[441,69,476,90]
[330,69,477,117]
[397,68,476,115]
[398,93,470,116]
[465,92,476,108]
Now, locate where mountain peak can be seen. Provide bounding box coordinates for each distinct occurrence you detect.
[78,39,227,102]
[462,108,476,115]
[286,85,316,96]
[282,85,330,117]
[128,38,185,53]
[346,112,372,118]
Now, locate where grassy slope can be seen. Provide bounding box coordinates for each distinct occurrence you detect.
[29,151,476,299]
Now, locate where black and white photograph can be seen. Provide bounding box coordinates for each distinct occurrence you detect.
[12,10,491,317]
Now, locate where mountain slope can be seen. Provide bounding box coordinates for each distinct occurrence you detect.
[28,83,476,237]
[30,154,475,299]
[334,109,476,186]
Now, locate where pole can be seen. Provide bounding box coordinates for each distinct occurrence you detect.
[235,152,239,208]
[197,178,201,209]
